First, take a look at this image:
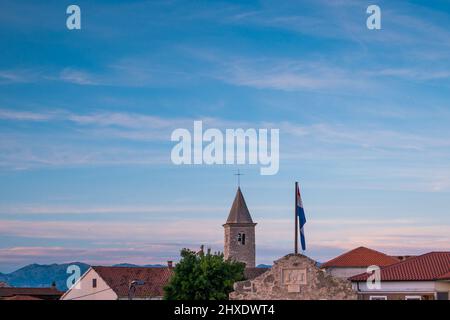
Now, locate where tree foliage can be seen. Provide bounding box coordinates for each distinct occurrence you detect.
[164,248,245,300]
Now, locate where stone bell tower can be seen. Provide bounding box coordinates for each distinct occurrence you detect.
[223,187,257,267]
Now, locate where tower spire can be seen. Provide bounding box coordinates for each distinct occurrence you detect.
[225,187,254,224]
[223,186,257,267]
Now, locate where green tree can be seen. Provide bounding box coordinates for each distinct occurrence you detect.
[164,248,245,300]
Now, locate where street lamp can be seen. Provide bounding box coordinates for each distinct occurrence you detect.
[128,280,145,300]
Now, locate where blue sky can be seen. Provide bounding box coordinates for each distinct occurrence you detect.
[0,0,450,272]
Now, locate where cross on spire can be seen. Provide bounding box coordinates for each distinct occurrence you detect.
[234,169,244,187]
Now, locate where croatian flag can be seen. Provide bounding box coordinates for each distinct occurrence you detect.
[296,184,307,251]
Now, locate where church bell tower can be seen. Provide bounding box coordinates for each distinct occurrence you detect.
[223,187,257,267]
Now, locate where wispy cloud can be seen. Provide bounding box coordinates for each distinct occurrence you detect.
[280,122,450,151]
[0,216,448,271]
[2,107,449,151]
[1,0,449,273]
[366,68,450,81]
[181,46,372,92]
[0,109,53,121]
[0,69,42,84]
[58,68,99,86]
[217,59,367,91]
[0,204,224,215]
[0,219,223,244]
[0,67,99,86]
[1,108,450,192]
[0,245,184,272]
[0,203,286,216]
[258,218,450,259]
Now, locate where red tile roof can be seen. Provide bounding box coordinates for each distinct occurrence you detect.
[2,295,43,300]
[349,252,450,281]
[322,246,400,268]
[91,265,266,299]
[0,287,63,298]
[244,267,268,280]
[92,266,173,299]
[437,271,450,280]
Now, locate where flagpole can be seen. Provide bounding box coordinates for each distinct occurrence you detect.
[295,181,299,254]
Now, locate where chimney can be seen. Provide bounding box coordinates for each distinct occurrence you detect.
[167,260,173,268]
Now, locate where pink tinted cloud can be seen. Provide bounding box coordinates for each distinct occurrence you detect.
[0,217,448,269]
[0,245,186,268]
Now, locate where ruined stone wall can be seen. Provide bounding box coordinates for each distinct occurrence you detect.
[230,254,357,300]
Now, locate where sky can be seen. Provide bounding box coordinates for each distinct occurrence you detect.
[0,0,450,273]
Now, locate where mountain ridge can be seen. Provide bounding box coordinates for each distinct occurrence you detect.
[0,262,164,291]
[0,262,274,291]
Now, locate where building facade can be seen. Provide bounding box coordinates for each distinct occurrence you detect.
[321,246,400,279]
[0,286,63,300]
[350,252,450,300]
[61,266,173,300]
[230,254,357,300]
[223,187,257,268]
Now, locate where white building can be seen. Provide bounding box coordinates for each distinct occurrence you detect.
[321,246,400,279]
[349,252,450,300]
[61,265,173,300]
[61,262,266,300]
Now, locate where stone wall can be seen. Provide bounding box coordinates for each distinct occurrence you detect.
[230,254,357,300]
[224,224,256,268]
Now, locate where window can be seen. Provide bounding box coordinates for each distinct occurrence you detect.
[369,296,387,300]
[237,233,246,245]
[92,278,97,288]
[437,292,449,300]
[405,296,421,300]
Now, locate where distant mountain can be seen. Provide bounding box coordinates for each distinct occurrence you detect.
[0,262,168,291]
[112,263,165,268]
[0,262,90,291]
[0,261,275,291]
